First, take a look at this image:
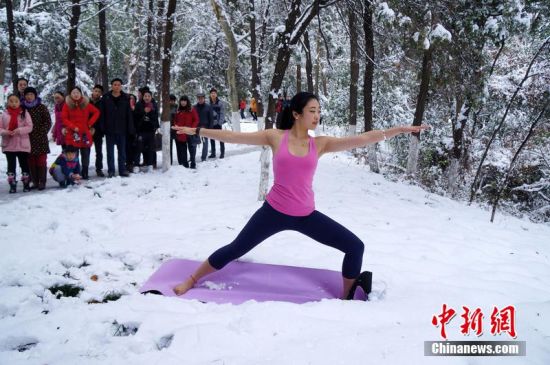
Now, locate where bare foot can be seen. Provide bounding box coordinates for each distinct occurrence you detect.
[173,278,195,296]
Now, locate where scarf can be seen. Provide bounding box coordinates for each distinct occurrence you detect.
[23,98,40,109]
[73,97,82,108]
[55,102,64,113]
[145,102,154,111]
[7,107,23,131]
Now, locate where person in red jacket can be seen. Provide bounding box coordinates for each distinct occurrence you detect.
[61,87,100,179]
[173,95,199,168]
[239,98,246,120]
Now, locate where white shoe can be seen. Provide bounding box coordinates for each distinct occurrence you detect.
[133,166,140,173]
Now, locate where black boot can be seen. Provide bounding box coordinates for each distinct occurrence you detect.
[29,164,38,190]
[345,271,373,300]
[21,173,31,192]
[38,167,47,190]
[7,173,17,193]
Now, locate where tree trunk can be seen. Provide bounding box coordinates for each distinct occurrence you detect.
[264,0,325,130]
[211,0,240,132]
[250,0,269,115]
[145,0,154,85]
[259,0,327,201]
[154,0,165,99]
[448,99,469,196]
[406,46,433,176]
[363,2,379,173]
[303,30,314,93]
[348,5,359,135]
[490,98,549,222]
[469,38,549,203]
[67,0,82,93]
[0,49,5,85]
[313,33,320,96]
[5,0,18,92]
[98,0,108,90]
[296,58,302,92]
[128,0,142,93]
[249,0,260,103]
[160,0,177,172]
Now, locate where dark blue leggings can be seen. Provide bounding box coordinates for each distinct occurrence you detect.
[208,202,365,279]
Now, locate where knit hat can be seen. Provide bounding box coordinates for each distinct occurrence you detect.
[65,145,78,153]
[197,92,206,97]
[23,87,38,97]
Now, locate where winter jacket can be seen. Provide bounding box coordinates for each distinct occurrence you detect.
[250,98,258,113]
[90,97,103,135]
[100,91,135,136]
[52,102,65,146]
[133,101,160,133]
[49,152,81,178]
[0,109,33,153]
[239,100,246,111]
[210,98,225,127]
[174,108,199,143]
[276,99,284,113]
[25,99,52,155]
[194,102,214,129]
[62,96,100,148]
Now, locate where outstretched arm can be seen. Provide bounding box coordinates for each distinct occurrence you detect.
[317,125,429,155]
[172,125,277,147]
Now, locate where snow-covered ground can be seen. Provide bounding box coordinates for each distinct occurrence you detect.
[1,121,549,364]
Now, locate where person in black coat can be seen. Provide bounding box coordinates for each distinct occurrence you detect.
[90,84,105,177]
[208,88,225,159]
[194,92,214,162]
[99,78,135,177]
[133,90,159,172]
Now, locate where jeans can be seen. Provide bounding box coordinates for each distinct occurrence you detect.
[77,147,90,178]
[209,125,225,157]
[201,137,209,161]
[106,134,127,175]
[135,132,155,166]
[93,131,104,171]
[175,141,197,168]
[5,152,30,175]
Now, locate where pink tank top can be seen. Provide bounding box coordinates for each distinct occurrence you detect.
[266,130,318,216]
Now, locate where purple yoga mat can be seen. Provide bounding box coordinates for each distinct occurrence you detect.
[140,259,367,304]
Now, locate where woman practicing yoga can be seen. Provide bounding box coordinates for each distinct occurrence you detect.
[172,92,428,299]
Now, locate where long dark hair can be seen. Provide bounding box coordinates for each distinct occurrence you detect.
[178,95,192,112]
[276,92,319,130]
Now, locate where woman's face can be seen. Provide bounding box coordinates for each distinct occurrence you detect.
[53,93,64,104]
[294,98,321,130]
[180,99,188,107]
[8,96,20,109]
[70,89,82,100]
[25,92,36,103]
[17,80,28,93]
[143,93,152,103]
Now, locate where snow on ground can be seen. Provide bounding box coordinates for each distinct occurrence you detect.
[0,121,549,364]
